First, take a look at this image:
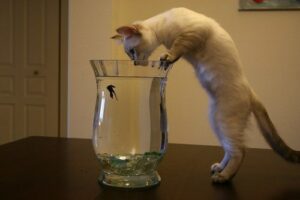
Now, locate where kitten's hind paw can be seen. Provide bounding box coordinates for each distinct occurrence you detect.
[211,163,231,183]
[211,172,231,184]
[210,163,223,175]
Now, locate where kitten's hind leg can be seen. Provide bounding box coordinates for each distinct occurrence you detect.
[209,101,250,183]
[209,105,231,176]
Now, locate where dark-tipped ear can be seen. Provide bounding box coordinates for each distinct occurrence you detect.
[116,25,141,38]
[111,34,122,39]
[111,34,123,44]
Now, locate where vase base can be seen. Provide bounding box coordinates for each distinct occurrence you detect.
[98,171,161,188]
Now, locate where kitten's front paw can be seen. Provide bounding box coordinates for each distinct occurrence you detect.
[159,52,176,69]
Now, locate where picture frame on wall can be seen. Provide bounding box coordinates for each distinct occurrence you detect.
[239,0,300,11]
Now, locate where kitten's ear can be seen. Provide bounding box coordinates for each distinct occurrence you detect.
[116,25,141,38]
[111,34,123,44]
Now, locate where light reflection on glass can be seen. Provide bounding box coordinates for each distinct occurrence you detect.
[98,91,105,126]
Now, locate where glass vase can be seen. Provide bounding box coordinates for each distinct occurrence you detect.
[90,60,172,188]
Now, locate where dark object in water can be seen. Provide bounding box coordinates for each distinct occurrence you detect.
[107,85,118,100]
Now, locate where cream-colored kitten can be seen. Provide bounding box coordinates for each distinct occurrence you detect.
[112,7,300,183]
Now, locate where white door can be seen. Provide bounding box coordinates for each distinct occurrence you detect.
[0,0,60,144]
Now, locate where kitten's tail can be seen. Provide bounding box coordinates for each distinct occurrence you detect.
[251,90,300,163]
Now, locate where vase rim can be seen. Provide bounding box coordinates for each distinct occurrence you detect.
[90,59,173,78]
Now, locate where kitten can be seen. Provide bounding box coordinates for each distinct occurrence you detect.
[112,7,300,183]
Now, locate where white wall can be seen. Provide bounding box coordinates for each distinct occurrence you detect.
[69,0,112,138]
[69,0,300,150]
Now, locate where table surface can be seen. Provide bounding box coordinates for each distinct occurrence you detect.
[0,137,299,200]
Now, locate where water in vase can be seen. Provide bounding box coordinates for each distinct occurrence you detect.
[91,61,170,188]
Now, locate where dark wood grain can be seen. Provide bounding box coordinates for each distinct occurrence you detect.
[0,137,299,200]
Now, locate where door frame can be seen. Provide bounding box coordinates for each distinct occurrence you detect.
[59,0,69,137]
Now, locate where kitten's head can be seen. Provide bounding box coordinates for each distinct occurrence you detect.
[112,24,158,64]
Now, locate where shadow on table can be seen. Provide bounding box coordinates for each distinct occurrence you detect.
[94,184,161,200]
[211,182,239,200]
[271,188,300,200]
[95,182,240,200]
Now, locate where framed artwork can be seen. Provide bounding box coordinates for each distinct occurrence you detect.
[239,0,300,11]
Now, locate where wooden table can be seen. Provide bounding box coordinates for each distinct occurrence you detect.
[0,137,299,200]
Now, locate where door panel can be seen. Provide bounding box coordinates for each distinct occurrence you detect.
[0,0,13,65]
[25,104,46,136]
[0,0,59,144]
[0,104,14,143]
